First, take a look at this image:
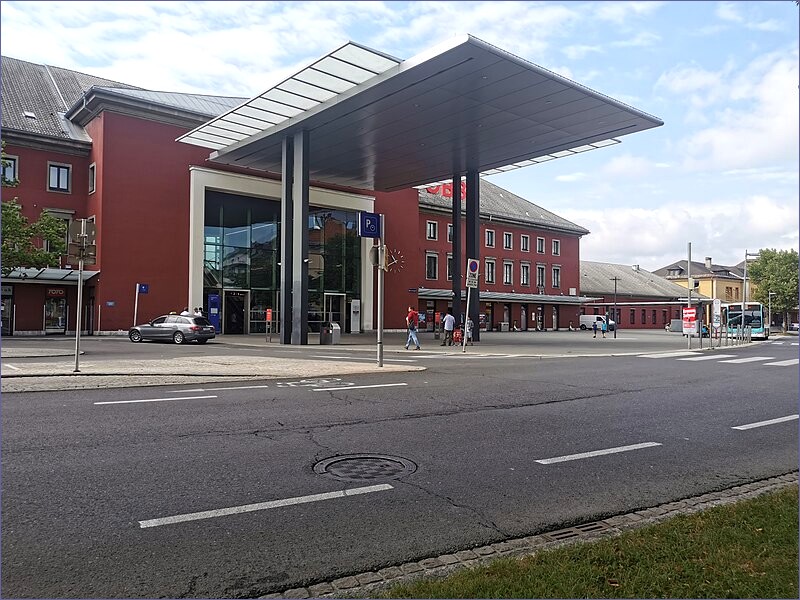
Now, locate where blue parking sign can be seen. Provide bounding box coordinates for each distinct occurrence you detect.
[138,283,149,294]
[358,212,381,238]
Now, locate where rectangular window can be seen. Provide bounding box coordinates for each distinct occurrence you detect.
[48,162,71,192]
[552,239,561,256]
[447,254,453,281]
[485,259,495,284]
[630,309,636,324]
[521,263,530,286]
[503,232,512,250]
[642,309,647,324]
[662,310,668,324]
[521,235,530,252]
[426,253,438,280]
[503,262,513,285]
[536,264,546,288]
[426,221,438,240]
[485,229,495,248]
[537,237,545,253]
[652,310,657,325]
[88,163,96,194]
[43,209,73,258]
[2,155,18,184]
[551,266,561,288]
[447,223,453,242]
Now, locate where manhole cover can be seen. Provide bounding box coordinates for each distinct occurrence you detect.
[313,454,417,482]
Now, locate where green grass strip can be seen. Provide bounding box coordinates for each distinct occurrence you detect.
[382,485,798,599]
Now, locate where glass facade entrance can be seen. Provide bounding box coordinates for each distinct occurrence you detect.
[203,191,361,334]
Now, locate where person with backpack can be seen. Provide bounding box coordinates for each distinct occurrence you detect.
[405,305,421,350]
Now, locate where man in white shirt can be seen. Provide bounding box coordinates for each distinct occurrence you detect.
[441,310,456,346]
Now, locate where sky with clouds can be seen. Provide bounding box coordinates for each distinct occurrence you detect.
[1,0,797,271]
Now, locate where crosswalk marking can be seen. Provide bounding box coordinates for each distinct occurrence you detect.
[677,354,736,361]
[641,351,700,359]
[764,359,799,367]
[717,356,774,364]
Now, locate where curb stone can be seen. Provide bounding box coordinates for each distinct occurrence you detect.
[257,472,798,599]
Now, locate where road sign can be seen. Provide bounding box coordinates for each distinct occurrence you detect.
[682,307,697,335]
[138,283,149,294]
[358,212,381,238]
[712,298,721,329]
[465,258,479,288]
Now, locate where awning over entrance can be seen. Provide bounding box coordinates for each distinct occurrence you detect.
[417,287,601,305]
[2,268,100,284]
[179,34,663,191]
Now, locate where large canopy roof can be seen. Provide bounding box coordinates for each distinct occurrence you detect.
[179,35,663,192]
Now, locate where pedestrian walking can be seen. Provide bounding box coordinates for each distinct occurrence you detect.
[405,305,421,350]
[441,310,455,346]
[592,320,597,338]
[601,319,607,338]
[465,316,474,345]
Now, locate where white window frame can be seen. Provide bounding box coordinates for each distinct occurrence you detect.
[47,161,72,193]
[88,163,96,194]
[552,265,561,288]
[537,237,545,253]
[2,154,19,184]
[425,252,438,280]
[552,239,561,256]
[521,234,530,252]
[446,253,453,281]
[42,208,74,256]
[426,220,438,240]
[485,259,496,284]
[503,261,513,285]
[536,264,546,288]
[521,263,530,286]
[485,229,495,248]
[447,223,453,242]
[503,232,512,250]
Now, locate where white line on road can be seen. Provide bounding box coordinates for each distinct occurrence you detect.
[641,352,699,359]
[731,415,798,430]
[535,442,662,465]
[94,395,218,405]
[167,385,272,393]
[311,383,408,392]
[3,363,21,370]
[677,354,736,361]
[139,483,393,528]
[717,357,774,364]
[763,359,800,367]
[308,355,417,363]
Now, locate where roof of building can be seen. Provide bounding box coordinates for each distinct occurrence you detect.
[419,178,590,236]
[1,56,244,139]
[652,259,744,280]
[580,261,706,299]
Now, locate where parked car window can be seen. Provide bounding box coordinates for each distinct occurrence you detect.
[152,316,167,325]
[166,316,180,324]
[193,317,212,326]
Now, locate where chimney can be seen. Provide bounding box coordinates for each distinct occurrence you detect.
[705,257,712,269]
[632,264,639,271]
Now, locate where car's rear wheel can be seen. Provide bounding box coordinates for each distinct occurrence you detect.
[129,330,142,343]
[580,324,587,330]
[173,331,185,345]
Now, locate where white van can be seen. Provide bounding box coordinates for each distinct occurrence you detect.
[579,314,616,331]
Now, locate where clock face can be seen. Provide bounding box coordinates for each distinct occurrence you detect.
[387,247,405,273]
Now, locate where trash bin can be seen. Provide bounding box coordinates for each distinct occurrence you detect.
[330,322,341,344]
[319,322,341,345]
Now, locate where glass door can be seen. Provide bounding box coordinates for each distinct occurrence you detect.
[44,297,67,334]
[1,296,13,336]
[323,293,345,329]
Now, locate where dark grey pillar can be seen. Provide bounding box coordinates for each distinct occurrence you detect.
[465,170,480,342]
[279,136,294,344]
[291,130,310,345]
[451,174,462,326]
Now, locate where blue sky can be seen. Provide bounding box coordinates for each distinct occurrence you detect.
[2,1,797,270]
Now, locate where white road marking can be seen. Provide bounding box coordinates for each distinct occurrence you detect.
[94,395,217,405]
[309,355,417,363]
[4,364,21,370]
[312,383,408,392]
[677,354,736,361]
[167,385,271,393]
[717,356,774,364]
[763,359,800,367]
[138,483,393,528]
[641,352,699,359]
[732,415,798,430]
[535,442,662,465]
[771,342,785,345]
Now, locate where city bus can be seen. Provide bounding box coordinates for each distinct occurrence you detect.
[722,302,769,339]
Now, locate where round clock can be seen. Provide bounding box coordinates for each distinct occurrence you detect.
[387,247,405,273]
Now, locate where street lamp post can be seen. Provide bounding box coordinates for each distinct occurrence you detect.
[742,249,760,336]
[610,276,619,338]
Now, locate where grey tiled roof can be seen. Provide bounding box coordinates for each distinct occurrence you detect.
[419,178,589,235]
[92,87,243,117]
[581,261,705,299]
[1,56,141,138]
[652,259,744,279]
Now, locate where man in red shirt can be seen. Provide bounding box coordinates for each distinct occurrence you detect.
[405,305,421,350]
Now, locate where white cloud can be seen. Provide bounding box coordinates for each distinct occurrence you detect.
[611,31,661,48]
[555,172,586,182]
[563,45,603,60]
[716,1,744,23]
[594,1,666,24]
[601,154,656,179]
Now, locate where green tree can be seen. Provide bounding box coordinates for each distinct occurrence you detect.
[2,142,67,276]
[748,248,799,331]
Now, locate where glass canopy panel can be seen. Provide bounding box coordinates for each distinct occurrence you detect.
[223,112,277,129]
[264,88,319,111]
[332,44,399,74]
[295,68,360,93]
[314,56,377,84]
[279,79,338,102]
[211,121,262,136]
[236,105,285,123]
[249,97,304,118]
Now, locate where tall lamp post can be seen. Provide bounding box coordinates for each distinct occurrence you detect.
[742,249,760,330]
[610,276,619,338]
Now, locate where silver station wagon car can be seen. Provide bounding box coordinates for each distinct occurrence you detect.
[129,314,216,344]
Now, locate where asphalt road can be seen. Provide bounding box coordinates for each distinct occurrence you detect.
[2,338,797,598]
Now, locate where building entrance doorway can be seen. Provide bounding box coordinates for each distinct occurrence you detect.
[224,290,248,334]
[521,305,527,331]
[324,292,346,330]
[1,295,13,336]
[552,306,558,330]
